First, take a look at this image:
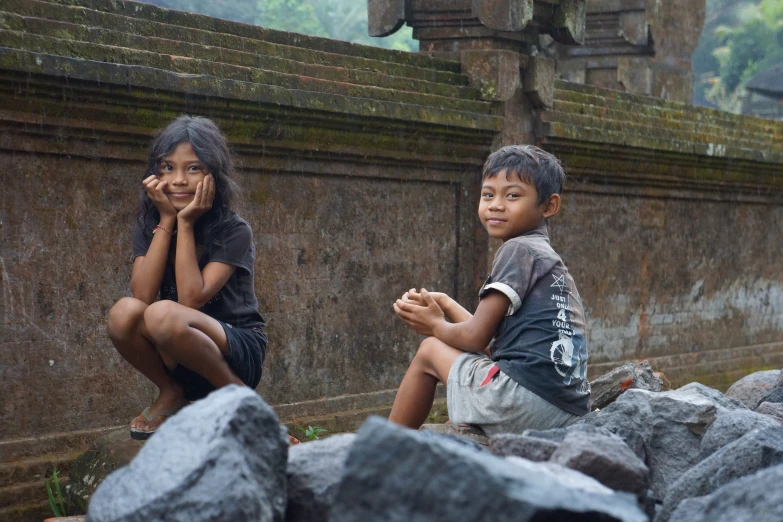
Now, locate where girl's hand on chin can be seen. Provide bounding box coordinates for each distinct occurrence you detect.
[177,174,215,224]
[143,174,178,219]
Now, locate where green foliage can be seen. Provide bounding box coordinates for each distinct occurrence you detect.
[694,0,783,111]
[136,0,416,51]
[256,0,415,51]
[303,425,328,440]
[713,0,783,92]
[45,468,67,517]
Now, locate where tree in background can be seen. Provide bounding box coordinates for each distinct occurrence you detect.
[693,0,783,112]
[137,0,415,51]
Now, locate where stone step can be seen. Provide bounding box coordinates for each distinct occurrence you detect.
[551,99,783,148]
[0,29,491,115]
[0,500,52,522]
[6,0,466,84]
[41,0,460,73]
[539,120,783,165]
[0,476,69,510]
[0,12,478,100]
[281,397,447,439]
[0,452,82,489]
[0,426,123,463]
[0,48,504,133]
[554,80,783,135]
[540,108,783,154]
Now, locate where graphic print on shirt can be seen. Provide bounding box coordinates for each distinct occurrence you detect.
[549,273,589,394]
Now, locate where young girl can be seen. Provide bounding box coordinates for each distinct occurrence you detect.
[107,116,267,440]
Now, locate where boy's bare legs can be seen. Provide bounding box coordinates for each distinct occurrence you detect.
[389,337,465,429]
[107,298,242,432]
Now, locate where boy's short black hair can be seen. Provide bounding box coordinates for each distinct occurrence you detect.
[482,145,565,205]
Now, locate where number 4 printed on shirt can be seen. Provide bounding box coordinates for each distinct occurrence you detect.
[557,309,568,322]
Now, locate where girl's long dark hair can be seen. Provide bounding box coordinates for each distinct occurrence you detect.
[138,116,240,246]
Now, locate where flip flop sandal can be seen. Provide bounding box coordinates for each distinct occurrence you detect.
[129,406,181,440]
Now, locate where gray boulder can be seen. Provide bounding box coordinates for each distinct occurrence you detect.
[581,384,746,501]
[549,429,649,496]
[698,409,781,459]
[488,424,624,463]
[577,395,653,461]
[420,423,489,447]
[755,370,783,406]
[756,401,783,423]
[86,386,288,522]
[589,360,663,411]
[329,416,647,522]
[656,426,783,522]
[488,433,560,461]
[668,464,783,522]
[505,457,615,494]
[667,497,710,522]
[286,434,355,522]
[725,369,779,409]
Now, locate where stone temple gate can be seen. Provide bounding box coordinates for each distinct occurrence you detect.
[0,0,782,519]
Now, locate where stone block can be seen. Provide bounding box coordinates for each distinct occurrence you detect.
[699,409,781,460]
[523,55,555,108]
[667,464,783,522]
[589,360,663,411]
[286,434,355,522]
[488,433,560,461]
[86,386,288,522]
[657,427,783,522]
[420,423,489,446]
[329,416,647,521]
[460,49,521,101]
[549,430,650,496]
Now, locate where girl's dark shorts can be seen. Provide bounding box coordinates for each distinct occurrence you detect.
[166,322,266,402]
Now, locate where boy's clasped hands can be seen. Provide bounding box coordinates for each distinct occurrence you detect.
[393,288,449,336]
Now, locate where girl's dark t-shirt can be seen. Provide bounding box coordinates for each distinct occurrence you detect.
[132,215,266,330]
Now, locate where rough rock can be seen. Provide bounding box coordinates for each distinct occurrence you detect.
[581,383,745,501]
[698,409,781,459]
[66,430,144,514]
[589,360,663,411]
[86,386,288,522]
[549,429,649,496]
[329,416,647,522]
[578,391,654,462]
[656,426,783,522]
[667,464,783,522]
[673,382,747,414]
[725,369,780,409]
[420,423,489,446]
[755,370,783,406]
[488,433,560,461]
[286,434,355,522]
[505,457,614,495]
[756,401,783,423]
[667,497,710,522]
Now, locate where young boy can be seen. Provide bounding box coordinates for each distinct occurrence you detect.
[391,145,590,435]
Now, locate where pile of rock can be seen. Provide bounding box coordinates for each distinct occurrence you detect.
[84,365,783,522]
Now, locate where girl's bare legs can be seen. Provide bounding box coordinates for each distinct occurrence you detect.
[388,337,464,429]
[107,297,187,431]
[143,300,242,388]
[107,297,241,432]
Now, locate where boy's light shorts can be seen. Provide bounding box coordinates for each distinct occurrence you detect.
[447,352,579,436]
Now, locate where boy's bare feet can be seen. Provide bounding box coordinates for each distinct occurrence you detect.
[130,385,189,434]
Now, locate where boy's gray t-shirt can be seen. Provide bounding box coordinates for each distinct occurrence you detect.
[479,224,590,416]
[132,215,265,329]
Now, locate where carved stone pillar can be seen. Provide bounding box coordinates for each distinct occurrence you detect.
[368,0,585,105]
[554,0,706,103]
